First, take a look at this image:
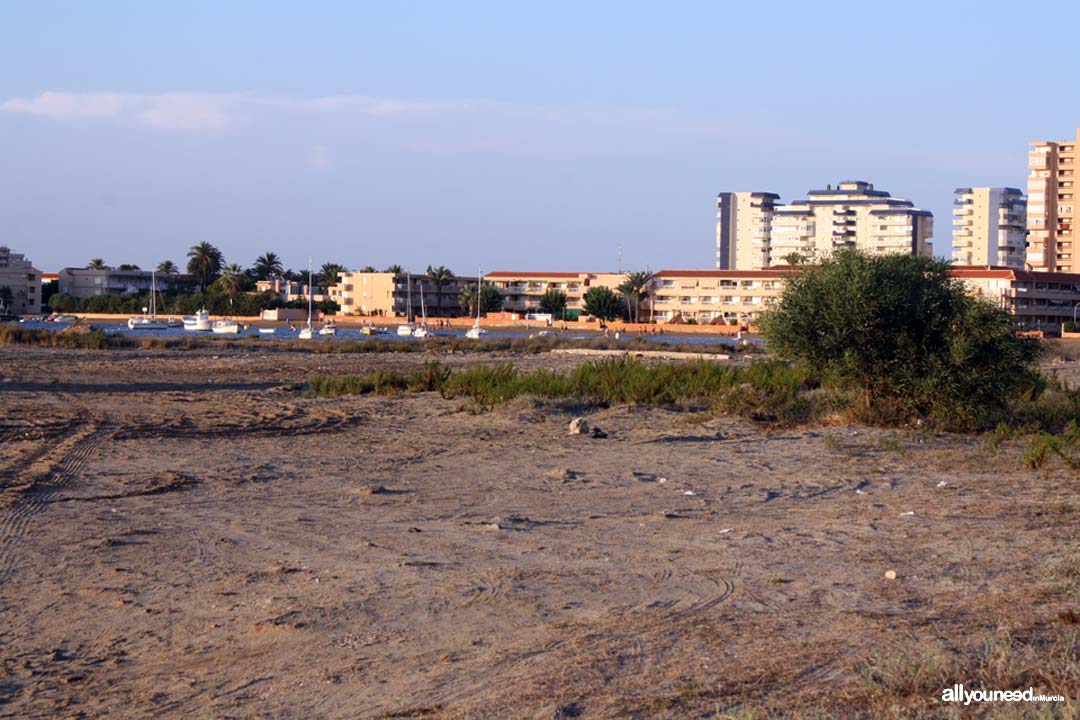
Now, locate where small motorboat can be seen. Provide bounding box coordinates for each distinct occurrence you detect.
[465,325,486,340]
[396,324,415,336]
[318,323,337,337]
[258,327,276,335]
[211,320,240,335]
[537,330,557,338]
[183,309,211,331]
[412,325,429,338]
[128,316,169,330]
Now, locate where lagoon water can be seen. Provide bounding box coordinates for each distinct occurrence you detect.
[19,319,759,347]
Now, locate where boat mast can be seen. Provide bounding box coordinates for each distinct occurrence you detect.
[150,269,157,319]
[476,267,482,326]
[307,257,313,329]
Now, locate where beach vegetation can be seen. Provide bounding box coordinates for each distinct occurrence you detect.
[762,249,1043,431]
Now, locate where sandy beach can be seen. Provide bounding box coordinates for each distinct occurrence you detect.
[1,345,1078,717]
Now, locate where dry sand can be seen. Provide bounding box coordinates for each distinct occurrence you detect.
[1,346,1078,718]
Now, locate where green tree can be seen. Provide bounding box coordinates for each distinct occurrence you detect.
[761,249,1042,430]
[319,263,348,288]
[383,264,403,275]
[459,283,503,316]
[253,252,284,280]
[218,263,245,304]
[583,286,625,322]
[617,271,652,323]
[186,242,224,292]
[358,265,376,273]
[781,252,807,266]
[87,258,108,270]
[157,260,178,274]
[117,263,140,271]
[539,288,568,319]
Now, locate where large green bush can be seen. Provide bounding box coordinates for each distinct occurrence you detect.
[760,250,1042,430]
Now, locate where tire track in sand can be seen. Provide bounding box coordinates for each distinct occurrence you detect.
[0,415,115,587]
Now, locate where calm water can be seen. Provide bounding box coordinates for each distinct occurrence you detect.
[17,320,760,347]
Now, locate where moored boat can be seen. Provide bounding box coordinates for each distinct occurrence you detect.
[183,309,211,331]
[211,320,240,335]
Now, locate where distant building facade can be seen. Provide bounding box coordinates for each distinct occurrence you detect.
[716,181,934,269]
[715,192,779,269]
[58,268,194,299]
[1027,128,1079,272]
[484,271,628,316]
[650,268,796,324]
[255,278,328,304]
[951,187,1027,268]
[0,246,42,315]
[331,271,469,317]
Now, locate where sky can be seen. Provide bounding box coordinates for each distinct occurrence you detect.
[2,0,1080,275]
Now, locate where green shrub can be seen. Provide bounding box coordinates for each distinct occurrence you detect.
[761,249,1042,431]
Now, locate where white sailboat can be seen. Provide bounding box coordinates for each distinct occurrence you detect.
[299,258,315,339]
[127,270,170,330]
[183,309,211,331]
[397,271,415,336]
[465,267,486,340]
[412,283,430,338]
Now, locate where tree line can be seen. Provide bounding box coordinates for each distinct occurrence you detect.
[72,244,657,321]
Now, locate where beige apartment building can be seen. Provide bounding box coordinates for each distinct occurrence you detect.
[652,265,1080,331]
[715,192,780,269]
[484,271,628,316]
[1027,128,1079,272]
[0,246,42,315]
[332,271,470,317]
[717,181,934,269]
[951,187,1027,268]
[650,269,795,324]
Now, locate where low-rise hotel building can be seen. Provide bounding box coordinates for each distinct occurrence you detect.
[331,271,470,317]
[650,269,796,324]
[484,271,628,317]
[58,268,194,298]
[0,246,42,315]
[951,187,1027,268]
[951,266,1080,332]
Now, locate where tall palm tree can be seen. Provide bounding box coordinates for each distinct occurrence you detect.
[383,264,403,275]
[87,258,108,270]
[617,271,652,323]
[426,265,454,314]
[157,260,178,274]
[253,252,284,280]
[219,263,244,304]
[117,264,140,271]
[318,263,348,288]
[187,242,224,292]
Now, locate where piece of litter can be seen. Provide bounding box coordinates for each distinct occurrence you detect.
[884,570,897,580]
[936,481,948,488]
[719,528,733,534]
[899,511,915,516]
[683,490,696,496]
[658,478,667,484]
[856,489,867,495]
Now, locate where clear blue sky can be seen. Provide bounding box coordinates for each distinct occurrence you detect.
[2,0,1079,274]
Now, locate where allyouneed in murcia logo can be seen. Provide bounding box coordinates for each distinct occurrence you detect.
[941,684,1065,705]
